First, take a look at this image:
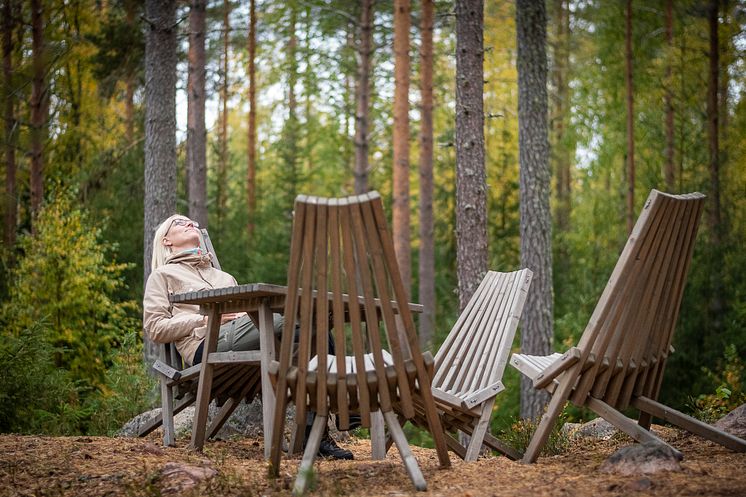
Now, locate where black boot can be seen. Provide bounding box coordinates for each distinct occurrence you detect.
[304,417,354,460]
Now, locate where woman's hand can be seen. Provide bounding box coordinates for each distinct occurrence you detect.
[201,312,247,326]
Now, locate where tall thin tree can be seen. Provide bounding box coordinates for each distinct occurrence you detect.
[664,0,675,191]
[247,0,257,238]
[2,0,16,254]
[29,0,46,223]
[392,0,412,295]
[143,0,178,361]
[552,0,571,232]
[706,0,723,324]
[516,0,552,420]
[354,0,374,194]
[624,0,635,234]
[455,0,487,311]
[418,0,435,349]
[187,0,208,228]
[217,0,231,233]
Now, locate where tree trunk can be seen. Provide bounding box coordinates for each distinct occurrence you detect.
[516,0,552,421]
[284,7,299,203]
[392,0,411,295]
[418,0,435,350]
[29,0,46,223]
[143,0,178,361]
[2,0,16,255]
[217,0,231,233]
[124,0,136,143]
[247,0,257,238]
[664,0,674,191]
[187,0,208,228]
[354,0,373,195]
[624,0,635,234]
[455,0,487,311]
[552,0,571,232]
[706,0,723,325]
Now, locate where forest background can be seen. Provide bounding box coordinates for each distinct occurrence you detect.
[1,0,745,442]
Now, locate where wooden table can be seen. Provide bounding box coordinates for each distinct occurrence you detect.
[171,283,422,458]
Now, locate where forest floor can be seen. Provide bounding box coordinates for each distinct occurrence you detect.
[2,426,745,497]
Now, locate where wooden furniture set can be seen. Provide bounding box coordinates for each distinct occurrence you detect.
[139,189,745,494]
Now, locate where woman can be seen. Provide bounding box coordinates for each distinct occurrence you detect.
[143,214,270,366]
[143,214,353,459]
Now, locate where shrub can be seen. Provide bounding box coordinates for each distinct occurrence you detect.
[689,344,746,423]
[0,322,83,434]
[1,193,139,394]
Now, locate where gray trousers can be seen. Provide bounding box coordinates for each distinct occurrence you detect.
[192,313,284,365]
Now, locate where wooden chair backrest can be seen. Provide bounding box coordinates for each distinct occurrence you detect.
[569,190,705,409]
[433,269,532,409]
[275,191,431,431]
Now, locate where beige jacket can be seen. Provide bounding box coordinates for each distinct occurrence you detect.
[143,250,237,364]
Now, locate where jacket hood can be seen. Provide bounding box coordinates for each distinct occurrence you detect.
[165,249,213,268]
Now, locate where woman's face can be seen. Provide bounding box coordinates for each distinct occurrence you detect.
[163,216,201,252]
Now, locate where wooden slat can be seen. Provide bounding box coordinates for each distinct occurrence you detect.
[328,198,350,430]
[339,197,372,427]
[269,197,307,475]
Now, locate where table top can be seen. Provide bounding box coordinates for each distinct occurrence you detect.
[170,282,423,313]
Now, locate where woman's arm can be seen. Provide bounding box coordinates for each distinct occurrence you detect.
[143,271,205,343]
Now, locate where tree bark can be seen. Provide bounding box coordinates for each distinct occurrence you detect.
[392,0,411,295]
[455,0,487,311]
[143,0,178,362]
[124,0,138,143]
[187,0,208,228]
[706,0,723,324]
[624,0,635,234]
[29,0,46,223]
[664,0,675,191]
[247,0,257,238]
[284,7,299,203]
[2,0,16,255]
[516,0,552,421]
[552,0,571,232]
[354,0,373,195]
[217,0,231,233]
[418,0,435,350]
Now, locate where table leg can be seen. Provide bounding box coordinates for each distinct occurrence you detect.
[190,306,221,451]
[258,300,277,459]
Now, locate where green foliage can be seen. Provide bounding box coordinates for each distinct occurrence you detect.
[0,322,82,435]
[495,410,570,457]
[688,344,746,423]
[85,330,158,435]
[1,193,139,394]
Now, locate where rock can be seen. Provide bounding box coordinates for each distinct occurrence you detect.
[160,462,217,494]
[714,403,746,440]
[573,418,618,440]
[120,397,297,441]
[599,441,683,475]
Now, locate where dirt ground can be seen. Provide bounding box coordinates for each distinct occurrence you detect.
[2,426,745,497]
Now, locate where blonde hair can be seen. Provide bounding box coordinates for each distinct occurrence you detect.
[151,214,184,271]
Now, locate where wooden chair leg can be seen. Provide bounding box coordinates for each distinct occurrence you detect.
[586,396,682,459]
[632,396,746,452]
[370,410,386,460]
[293,414,327,497]
[522,374,576,463]
[161,379,176,447]
[383,410,427,491]
[465,401,494,461]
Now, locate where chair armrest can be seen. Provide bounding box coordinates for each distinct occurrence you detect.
[532,347,581,389]
[462,380,506,409]
[152,360,181,381]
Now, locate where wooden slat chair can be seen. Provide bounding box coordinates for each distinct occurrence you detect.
[138,229,263,446]
[377,269,532,461]
[268,192,451,494]
[510,190,746,463]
